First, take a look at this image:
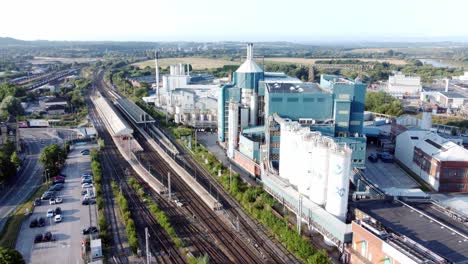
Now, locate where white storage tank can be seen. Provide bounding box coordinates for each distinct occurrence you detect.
[308,141,329,206]
[199,113,205,121]
[191,113,198,121]
[325,149,351,221]
[240,107,249,128]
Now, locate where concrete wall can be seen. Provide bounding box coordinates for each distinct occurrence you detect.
[233,150,260,176]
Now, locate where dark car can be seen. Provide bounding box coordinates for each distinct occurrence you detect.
[29,219,38,228]
[81,149,90,155]
[82,198,96,205]
[381,153,394,163]
[48,184,63,192]
[43,232,53,242]
[41,192,54,200]
[58,173,67,178]
[81,226,98,235]
[368,153,378,163]
[38,217,46,227]
[53,179,65,184]
[34,234,43,243]
[81,179,92,184]
[34,198,41,206]
[54,207,62,215]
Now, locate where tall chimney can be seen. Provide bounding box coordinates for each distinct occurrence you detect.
[247,43,253,60]
[155,50,160,106]
[445,78,449,92]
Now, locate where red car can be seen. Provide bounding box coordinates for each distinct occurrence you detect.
[54,175,65,180]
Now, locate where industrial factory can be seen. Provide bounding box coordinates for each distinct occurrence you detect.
[216,43,370,248]
[143,57,219,128]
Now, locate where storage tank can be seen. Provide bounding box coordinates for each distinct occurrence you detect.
[182,113,189,122]
[325,149,351,221]
[240,107,249,128]
[308,140,329,206]
[207,114,213,122]
[250,92,258,126]
[174,106,181,124]
[199,113,205,121]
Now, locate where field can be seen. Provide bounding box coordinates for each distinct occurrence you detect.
[346,48,391,53]
[264,57,408,65]
[133,57,240,70]
[29,56,102,64]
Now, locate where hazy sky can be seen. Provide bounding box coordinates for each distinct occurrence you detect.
[1,0,467,42]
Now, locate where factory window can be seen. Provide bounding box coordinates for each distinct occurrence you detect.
[272,98,283,102]
[317,98,325,102]
[339,94,350,100]
[303,98,315,102]
[287,98,299,102]
[338,110,349,115]
[338,122,349,127]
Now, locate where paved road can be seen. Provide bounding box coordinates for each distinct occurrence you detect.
[0,129,64,232]
[196,132,258,186]
[363,146,419,189]
[16,143,98,264]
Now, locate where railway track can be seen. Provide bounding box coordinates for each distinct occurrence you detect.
[87,80,186,263]
[89,97,129,264]
[95,69,304,263]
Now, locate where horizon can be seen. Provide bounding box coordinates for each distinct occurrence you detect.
[1,0,468,43]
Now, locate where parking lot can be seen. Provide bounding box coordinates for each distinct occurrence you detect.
[364,145,420,190]
[16,143,98,264]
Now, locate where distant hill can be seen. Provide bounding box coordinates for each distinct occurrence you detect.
[0,37,27,45]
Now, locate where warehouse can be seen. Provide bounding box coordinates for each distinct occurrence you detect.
[395,129,468,192]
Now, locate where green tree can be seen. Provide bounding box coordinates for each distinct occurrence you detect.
[0,247,25,264]
[365,91,404,116]
[0,96,23,120]
[39,144,66,176]
[10,152,21,168]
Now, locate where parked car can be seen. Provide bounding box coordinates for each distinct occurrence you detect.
[82,198,96,205]
[81,172,92,178]
[49,198,56,205]
[81,149,90,155]
[29,219,38,228]
[58,173,67,178]
[41,192,54,200]
[381,153,394,163]
[81,183,93,189]
[54,176,65,181]
[43,232,53,242]
[54,215,62,223]
[34,234,43,243]
[54,197,63,204]
[368,153,378,163]
[81,179,92,185]
[80,149,90,154]
[38,217,46,227]
[53,179,65,184]
[54,207,62,215]
[34,198,41,206]
[46,209,55,218]
[81,226,98,235]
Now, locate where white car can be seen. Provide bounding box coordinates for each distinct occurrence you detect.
[54,197,63,204]
[46,209,54,218]
[49,198,56,205]
[81,183,93,189]
[54,214,62,223]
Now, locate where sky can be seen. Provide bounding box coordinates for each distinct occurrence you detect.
[1,0,468,42]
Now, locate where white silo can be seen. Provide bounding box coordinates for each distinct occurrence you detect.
[250,92,258,126]
[227,102,239,158]
[325,148,351,221]
[199,113,205,121]
[308,140,330,206]
[174,106,181,123]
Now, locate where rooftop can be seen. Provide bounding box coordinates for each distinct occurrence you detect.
[400,130,468,162]
[440,91,466,99]
[45,96,68,103]
[264,72,302,83]
[353,199,468,263]
[266,82,326,94]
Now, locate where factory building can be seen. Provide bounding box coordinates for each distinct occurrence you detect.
[143,63,219,128]
[218,44,367,176]
[217,44,370,249]
[347,199,468,264]
[395,129,468,192]
[386,72,422,98]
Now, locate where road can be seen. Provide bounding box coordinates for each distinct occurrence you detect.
[0,128,82,232]
[16,143,98,264]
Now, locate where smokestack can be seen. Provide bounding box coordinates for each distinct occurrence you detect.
[445,78,449,92]
[155,50,160,106]
[247,43,253,60]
